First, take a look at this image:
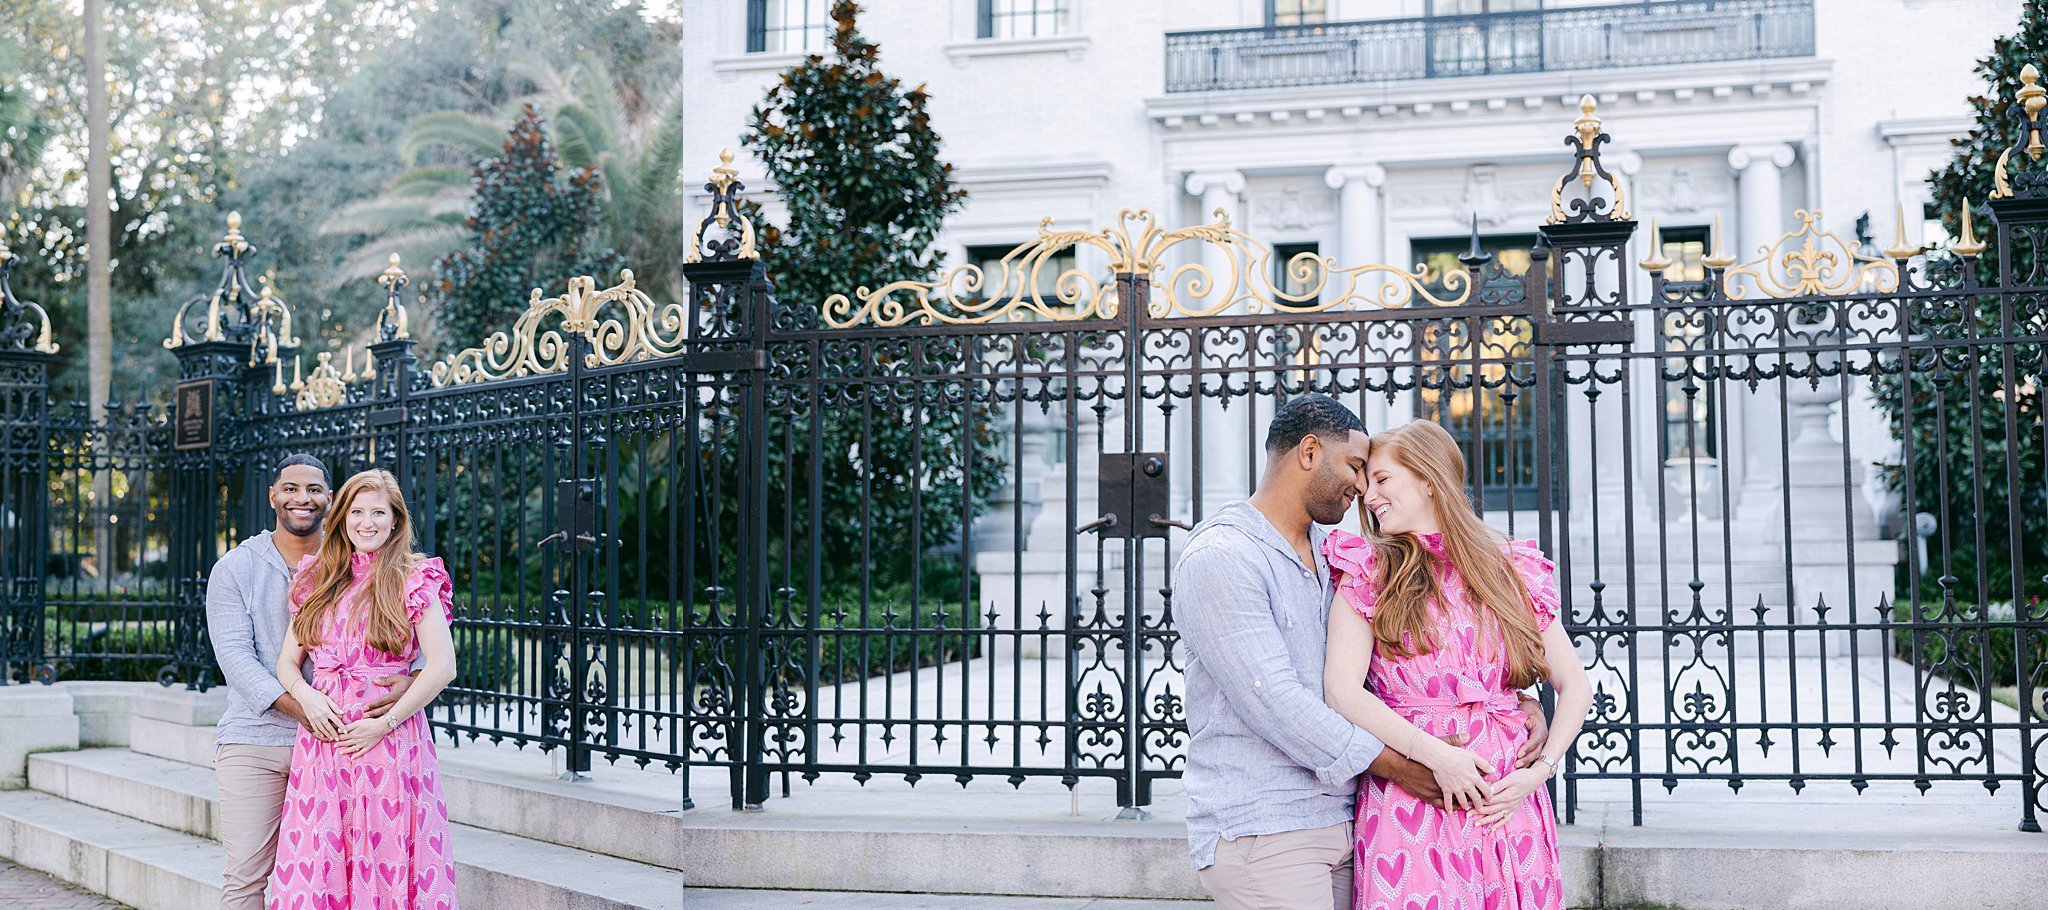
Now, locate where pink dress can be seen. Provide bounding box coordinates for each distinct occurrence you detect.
[268,554,458,910]
[1322,530,1564,910]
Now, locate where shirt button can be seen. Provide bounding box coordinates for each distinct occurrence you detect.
[1253,679,1262,689]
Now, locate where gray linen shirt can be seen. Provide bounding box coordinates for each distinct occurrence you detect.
[1173,500,1386,870]
[206,531,306,747]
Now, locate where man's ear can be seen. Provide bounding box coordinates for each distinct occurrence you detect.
[1295,433,1322,471]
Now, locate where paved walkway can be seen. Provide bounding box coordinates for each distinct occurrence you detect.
[0,858,131,910]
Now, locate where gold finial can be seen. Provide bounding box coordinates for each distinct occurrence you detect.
[379,253,406,288]
[1884,202,1924,260]
[358,347,375,382]
[272,357,286,396]
[710,147,740,203]
[1951,199,1986,257]
[1574,95,1602,187]
[2024,64,2047,160]
[290,354,306,392]
[1700,215,1737,269]
[222,211,247,252]
[1637,218,1674,272]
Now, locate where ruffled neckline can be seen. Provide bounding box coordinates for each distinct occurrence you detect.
[348,551,378,578]
[1415,531,1448,556]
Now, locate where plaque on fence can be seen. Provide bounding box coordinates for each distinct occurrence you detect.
[174,379,213,451]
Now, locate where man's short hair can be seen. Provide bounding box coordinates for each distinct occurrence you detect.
[272,453,330,487]
[1263,394,1366,455]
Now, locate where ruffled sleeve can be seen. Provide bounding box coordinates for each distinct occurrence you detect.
[1506,540,1560,631]
[286,554,319,614]
[1320,529,1380,621]
[404,557,454,625]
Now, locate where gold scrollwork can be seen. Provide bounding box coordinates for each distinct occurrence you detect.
[1718,209,1899,298]
[822,208,1471,328]
[1547,95,1631,225]
[295,351,353,410]
[430,270,686,386]
[0,235,59,354]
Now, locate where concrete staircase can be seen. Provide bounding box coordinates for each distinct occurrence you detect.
[0,683,688,910]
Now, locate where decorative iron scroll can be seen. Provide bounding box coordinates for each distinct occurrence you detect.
[684,148,759,264]
[430,269,686,387]
[0,236,59,354]
[165,212,261,349]
[821,208,1472,328]
[1547,95,1631,224]
[245,282,300,369]
[1717,209,1899,298]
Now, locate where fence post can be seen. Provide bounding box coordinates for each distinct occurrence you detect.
[1533,95,1640,824]
[0,239,57,685]
[162,213,272,690]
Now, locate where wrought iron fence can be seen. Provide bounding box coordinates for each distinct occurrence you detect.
[0,86,2042,831]
[1164,0,1815,93]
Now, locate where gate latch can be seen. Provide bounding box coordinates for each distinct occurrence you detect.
[1087,452,1182,540]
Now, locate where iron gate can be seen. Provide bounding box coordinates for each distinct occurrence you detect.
[0,92,2041,829]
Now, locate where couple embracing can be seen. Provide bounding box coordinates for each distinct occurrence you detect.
[1176,394,1592,910]
[207,455,460,910]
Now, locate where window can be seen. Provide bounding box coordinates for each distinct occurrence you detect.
[1656,226,1719,460]
[1269,0,1329,28]
[1427,0,1542,77]
[1272,242,1321,301]
[966,243,1080,316]
[1409,234,1541,505]
[748,0,829,53]
[981,0,1066,39]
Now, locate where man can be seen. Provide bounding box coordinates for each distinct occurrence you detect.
[1173,395,1544,909]
[206,454,417,910]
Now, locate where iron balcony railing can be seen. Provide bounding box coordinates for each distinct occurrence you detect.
[1164,0,1816,93]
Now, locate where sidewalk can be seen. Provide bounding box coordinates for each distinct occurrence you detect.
[0,858,132,910]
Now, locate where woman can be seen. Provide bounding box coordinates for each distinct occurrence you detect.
[270,469,459,910]
[1321,420,1590,910]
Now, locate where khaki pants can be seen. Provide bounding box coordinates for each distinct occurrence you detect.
[1197,821,1354,910]
[215,744,293,910]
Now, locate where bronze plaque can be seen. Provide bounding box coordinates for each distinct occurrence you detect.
[174,380,214,451]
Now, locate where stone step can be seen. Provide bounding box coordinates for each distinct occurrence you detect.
[6,754,686,910]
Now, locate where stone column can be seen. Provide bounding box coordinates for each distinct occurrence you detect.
[1182,170,1255,507]
[1726,143,1797,526]
[1326,164,1392,432]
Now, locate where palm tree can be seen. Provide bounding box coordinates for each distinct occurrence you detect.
[322,52,689,302]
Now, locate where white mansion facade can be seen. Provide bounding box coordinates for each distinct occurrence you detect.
[681,0,2022,649]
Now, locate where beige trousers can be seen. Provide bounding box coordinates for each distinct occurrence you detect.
[1196,821,1355,910]
[215,743,293,910]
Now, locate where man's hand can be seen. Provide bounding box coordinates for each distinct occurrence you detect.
[362,672,417,719]
[1516,694,1550,768]
[270,692,333,742]
[1366,732,1468,810]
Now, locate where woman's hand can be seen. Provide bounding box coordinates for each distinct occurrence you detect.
[1474,765,1550,828]
[293,684,343,742]
[1516,696,1550,768]
[1416,733,1495,811]
[336,716,392,759]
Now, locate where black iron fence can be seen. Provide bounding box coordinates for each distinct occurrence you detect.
[1164,0,1816,93]
[0,91,2042,830]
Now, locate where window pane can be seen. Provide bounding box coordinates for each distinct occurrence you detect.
[1657,226,1717,459]
[984,0,1066,39]
[1408,234,1541,502]
[1272,0,1329,27]
[758,0,829,53]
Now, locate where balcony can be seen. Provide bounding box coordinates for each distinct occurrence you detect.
[1163,0,1815,94]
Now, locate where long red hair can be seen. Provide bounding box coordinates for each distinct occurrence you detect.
[1361,421,1549,689]
[288,469,421,656]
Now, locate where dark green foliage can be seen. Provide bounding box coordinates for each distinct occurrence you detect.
[432,106,620,350]
[740,2,1000,593]
[1878,1,2048,608]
